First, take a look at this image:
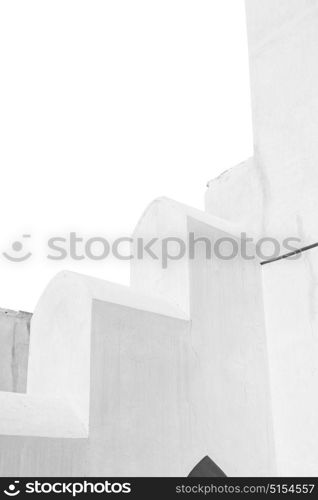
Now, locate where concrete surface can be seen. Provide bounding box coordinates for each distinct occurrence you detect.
[0,308,31,393]
[0,197,275,476]
[1,0,317,477]
[262,251,318,476]
[204,0,318,476]
[206,0,318,244]
[131,198,275,476]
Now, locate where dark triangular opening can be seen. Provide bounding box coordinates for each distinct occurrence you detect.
[188,456,226,477]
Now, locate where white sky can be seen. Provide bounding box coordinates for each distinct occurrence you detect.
[0,0,253,312]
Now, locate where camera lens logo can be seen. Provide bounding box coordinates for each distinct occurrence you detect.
[2,235,32,262]
[4,481,20,496]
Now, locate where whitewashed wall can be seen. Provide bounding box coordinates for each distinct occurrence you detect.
[207,0,318,243]
[262,253,318,476]
[2,0,317,477]
[205,0,318,476]
[131,199,275,476]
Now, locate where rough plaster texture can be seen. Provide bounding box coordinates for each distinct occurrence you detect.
[0,199,275,477]
[206,0,318,244]
[132,199,275,476]
[0,309,31,393]
[0,291,192,476]
[204,0,318,476]
[187,218,274,476]
[1,0,317,477]
[262,252,318,476]
[131,197,241,315]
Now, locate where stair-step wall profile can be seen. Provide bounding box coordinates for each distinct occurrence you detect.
[0,199,273,477]
[0,309,31,393]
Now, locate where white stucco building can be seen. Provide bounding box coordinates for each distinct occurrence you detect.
[1,0,318,477]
